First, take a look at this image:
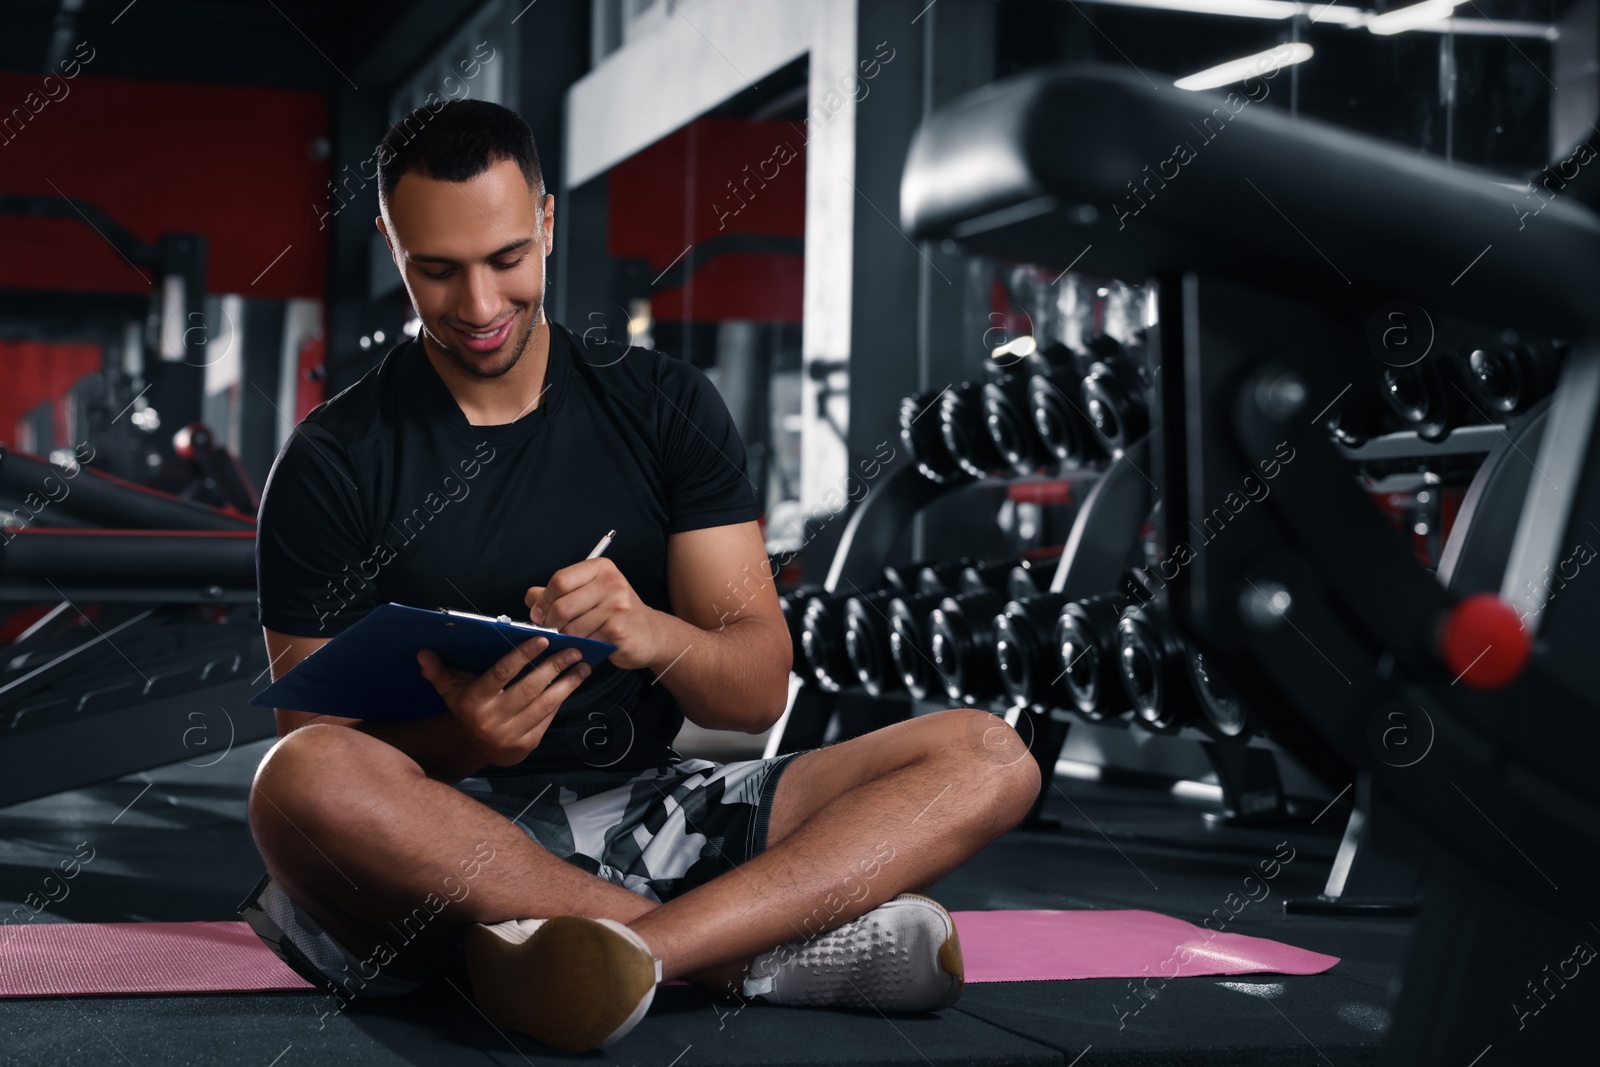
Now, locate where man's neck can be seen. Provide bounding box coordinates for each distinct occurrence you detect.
[424,317,552,427]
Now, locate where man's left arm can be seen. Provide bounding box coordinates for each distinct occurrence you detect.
[524,519,791,733]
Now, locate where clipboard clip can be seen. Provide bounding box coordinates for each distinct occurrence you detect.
[437,606,561,634]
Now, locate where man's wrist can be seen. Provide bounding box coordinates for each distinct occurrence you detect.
[642,605,685,674]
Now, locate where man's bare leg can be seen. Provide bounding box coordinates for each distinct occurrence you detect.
[249,708,1036,993]
[629,707,1040,981]
[249,722,674,982]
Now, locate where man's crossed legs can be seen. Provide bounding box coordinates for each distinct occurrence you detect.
[244,708,1041,1050]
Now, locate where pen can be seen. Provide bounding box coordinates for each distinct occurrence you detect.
[586,529,616,560]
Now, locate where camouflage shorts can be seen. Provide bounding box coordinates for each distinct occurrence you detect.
[456,753,803,903]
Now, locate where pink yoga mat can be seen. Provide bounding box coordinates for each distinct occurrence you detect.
[950,909,1339,983]
[0,911,1336,997]
[0,921,313,997]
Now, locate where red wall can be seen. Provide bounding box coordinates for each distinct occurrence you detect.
[608,117,805,323]
[0,340,100,448]
[0,71,329,300]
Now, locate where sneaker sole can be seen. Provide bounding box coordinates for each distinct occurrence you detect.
[897,892,965,1010]
[464,916,658,1052]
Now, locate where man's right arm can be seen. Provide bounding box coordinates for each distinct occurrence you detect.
[264,627,492,784]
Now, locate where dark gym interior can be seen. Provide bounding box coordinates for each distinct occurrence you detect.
[2,0,1597,1064]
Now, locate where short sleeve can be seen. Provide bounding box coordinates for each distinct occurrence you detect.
[655,357,763,534]
[256,422,380,637]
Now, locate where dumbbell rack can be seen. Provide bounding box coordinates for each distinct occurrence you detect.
[774,297,1536,845]
[771,424,1314,830]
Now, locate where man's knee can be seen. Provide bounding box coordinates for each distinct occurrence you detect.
[937,708,1042,820]
[248,724,410,856]
[923,706,1025,761]
[997,736,1043,823]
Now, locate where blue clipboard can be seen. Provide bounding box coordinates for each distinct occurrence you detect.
[249,602,617,720]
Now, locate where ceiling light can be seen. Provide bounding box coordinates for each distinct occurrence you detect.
[991,335,1039,360]
[1367,0,1460,34]
[1075,0,1366,25]
[1415,17,1557,38]
[1175,42,1314,90]
[1065,0,1552,34]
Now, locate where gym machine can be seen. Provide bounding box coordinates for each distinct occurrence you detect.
[0,186,298,805]
[900,66,1600,1063]
[0,192,211,471]
[0,442,272,808]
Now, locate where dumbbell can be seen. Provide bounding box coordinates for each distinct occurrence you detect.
[928,587,1010,705]
[800,594,853,692]
[1006,559,1046,600]
[1028,345,1099,473]
[985,343,1076,476]
[993,592,1074,707]
[891,558,1033,700]
[780,587,821,683]
[940,381,1006,478]
[844,589,902,696]
[888,590,947,700]
[958,558,1025,596]
[1454,340,1559,418]
[1325,385,1391,448]
[881,558,939,595]
[1115,602,1191,734]
[1080,339,1151,452]
[1054,593,1135,722]
[834,561,926,697]
[1388,351,1465,441]
[1187,647,1248,738]
[815,560,946,697]
[915,558,977,595]
[900,391,972,484]
[1117,602,1257,739]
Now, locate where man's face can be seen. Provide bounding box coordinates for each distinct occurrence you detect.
[378,157,554,380]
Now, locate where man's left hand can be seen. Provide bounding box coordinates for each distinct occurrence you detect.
[524,559,664,670]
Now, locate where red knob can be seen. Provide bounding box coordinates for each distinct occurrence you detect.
[1437,593,1530,689]
[173,422,211,459]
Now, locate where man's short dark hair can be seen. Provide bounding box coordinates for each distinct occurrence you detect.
[377,99,545,210]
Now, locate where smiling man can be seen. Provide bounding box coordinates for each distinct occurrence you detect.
[241,99,1039,1053]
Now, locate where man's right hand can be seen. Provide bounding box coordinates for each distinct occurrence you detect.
[417,637,591,766]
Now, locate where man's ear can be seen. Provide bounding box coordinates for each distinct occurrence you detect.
[540,193,555,254]
[375,215,399,266]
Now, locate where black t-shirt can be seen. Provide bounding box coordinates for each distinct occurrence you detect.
[255,319,762,774]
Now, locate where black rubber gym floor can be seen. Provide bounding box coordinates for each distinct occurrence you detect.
[0,738,1404,1066]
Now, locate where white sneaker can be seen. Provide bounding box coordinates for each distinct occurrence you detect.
[464,915,661,1052]
[739,893,965,1012]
